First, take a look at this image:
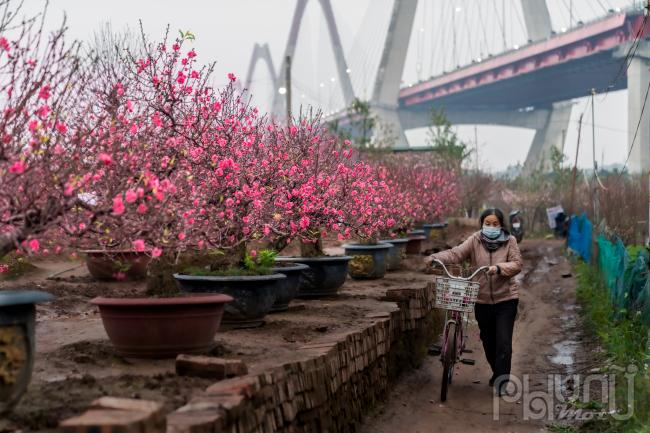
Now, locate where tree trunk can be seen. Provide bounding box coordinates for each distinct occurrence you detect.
[0,230,24,260]
[299,237,324,257]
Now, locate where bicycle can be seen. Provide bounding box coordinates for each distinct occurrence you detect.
[428,259,489,402]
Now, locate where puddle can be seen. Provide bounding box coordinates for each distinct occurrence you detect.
[550,340,578,367]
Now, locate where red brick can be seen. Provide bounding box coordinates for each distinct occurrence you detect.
[59,409,158,433]
[166,411,222,433]
[176,355,247,380]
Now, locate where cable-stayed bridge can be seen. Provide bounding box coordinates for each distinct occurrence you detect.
[245,0,650,173]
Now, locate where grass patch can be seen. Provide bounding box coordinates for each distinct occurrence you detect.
[181,266,273,277]
[0,253,37,279]
[575,262,650,432]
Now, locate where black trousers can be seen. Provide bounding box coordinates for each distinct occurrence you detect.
[474,299,518,381]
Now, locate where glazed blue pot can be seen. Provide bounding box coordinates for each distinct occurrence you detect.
[269,262,309,312]
[343,243,392,280]
[0,290,54,413]
[173,273,286,329]
[275,256,352,298]
[379,238,410,270]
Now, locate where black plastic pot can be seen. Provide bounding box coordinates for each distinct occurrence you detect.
[423,223,447,241]
[275,256,352,298]
[269,262,309,312]
[379,238,410,270]
[173,273,286,329]
[0,290,54,413]
[343,243,392,280]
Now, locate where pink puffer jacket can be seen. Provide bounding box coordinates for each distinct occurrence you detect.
[428,231,523,304]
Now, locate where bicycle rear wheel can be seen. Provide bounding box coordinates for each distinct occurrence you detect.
[440,321,457,402]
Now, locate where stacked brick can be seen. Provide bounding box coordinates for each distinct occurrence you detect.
[60,284,441,433]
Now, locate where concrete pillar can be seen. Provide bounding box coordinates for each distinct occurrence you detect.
[371,0,419,148]
[627,56,650,173]
[522,102,573,174]
[244,43,277,92]
[519,0,553,42]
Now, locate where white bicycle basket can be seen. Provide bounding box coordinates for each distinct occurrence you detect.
[434,276,480,312]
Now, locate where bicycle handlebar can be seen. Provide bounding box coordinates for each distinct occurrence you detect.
[431,259,490,281]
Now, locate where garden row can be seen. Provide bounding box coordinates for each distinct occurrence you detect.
[0,11,459,417]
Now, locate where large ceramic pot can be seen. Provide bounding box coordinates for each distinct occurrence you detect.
[406,230,426,255]
[91,294,232,358]
[379,238,409,270]
[269,263,309,312]
[84,250,151,281]
[0,290,54,413]
[343,243,392,280]
[423,222,447,241]
[173,273,286,328]
[275,256,352,298]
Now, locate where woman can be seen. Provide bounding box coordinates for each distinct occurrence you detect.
[424,208,523,394]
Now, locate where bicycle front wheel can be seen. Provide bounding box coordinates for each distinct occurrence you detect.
[440,321,457,402]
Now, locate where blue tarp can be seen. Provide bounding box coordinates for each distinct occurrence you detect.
[568,213,592,263]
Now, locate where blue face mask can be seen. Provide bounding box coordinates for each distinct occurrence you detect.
[482,225,501,239]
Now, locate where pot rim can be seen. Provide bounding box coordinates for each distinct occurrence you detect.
[0,290,55,307]
[83,249,151,255]
[342,243,392,250]
[91,294,233,306]
[172,272,286,282]
[275,255,353,263]
[379,238,410,244]
[270,263,310,272]
[407,235,426,241]
[423,222,447,229]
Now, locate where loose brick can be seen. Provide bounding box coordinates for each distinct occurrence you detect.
[166,411,223,433]
[176,355,248,380]
[59,409,160,433]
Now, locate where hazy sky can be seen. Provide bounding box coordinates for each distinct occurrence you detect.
[25,0,637,172]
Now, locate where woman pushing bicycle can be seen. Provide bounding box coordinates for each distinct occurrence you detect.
[424,208,523,395]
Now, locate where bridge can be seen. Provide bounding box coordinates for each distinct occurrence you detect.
[245,0,650,173]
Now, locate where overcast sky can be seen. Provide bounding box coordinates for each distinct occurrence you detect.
[25,0,637,172]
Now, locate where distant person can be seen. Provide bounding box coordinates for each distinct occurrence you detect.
[424,208,523,395]
[554,211,568,238]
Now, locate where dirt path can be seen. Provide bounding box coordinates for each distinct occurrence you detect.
[360,239,581,433]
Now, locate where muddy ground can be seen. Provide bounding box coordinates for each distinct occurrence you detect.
[359,238,591,433]
[0,223,472,432]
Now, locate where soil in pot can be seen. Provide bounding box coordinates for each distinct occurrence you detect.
[84,250,151,281]
[91,294,232,358]
[269,263,309,312]
[343,243,392,280]
[173,273,286,329]
[274,256,352,298]
[0,290,54,414]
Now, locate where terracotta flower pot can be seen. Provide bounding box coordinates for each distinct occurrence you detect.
[0,290,54,414]
[84,250,151,281]
[91,294,232,359]
[343,243,392,280]
[275,256,352,298]
[379,238,409,270]
[173,273,286,329]
[269,262,309,312]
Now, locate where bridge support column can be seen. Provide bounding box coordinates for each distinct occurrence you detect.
[519,0,553,42]
[373,105,409,149]
[371,0,418,148]
[522,102,573,174]
[627,55,650,173]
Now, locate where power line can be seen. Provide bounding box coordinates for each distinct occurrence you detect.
[620,77,650,172]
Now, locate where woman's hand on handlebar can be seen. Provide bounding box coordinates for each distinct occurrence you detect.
[424,256,436,267]
[487,265,498,275]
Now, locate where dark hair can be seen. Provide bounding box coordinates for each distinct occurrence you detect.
[479,208,505,227]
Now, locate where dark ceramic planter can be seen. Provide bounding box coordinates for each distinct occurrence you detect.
[275,256,352,298]
[269,263,309,312]
[91,294,232,358]
[173,273,286,328]
[406,233,426,255]
[343,243,392,280]
[84,250,151,281]
[423,223,447,241]
[379,238,409,270]
[0,290,54,413]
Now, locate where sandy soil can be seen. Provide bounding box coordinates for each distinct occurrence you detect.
[0,225,471,432]
[359,239,586,433]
